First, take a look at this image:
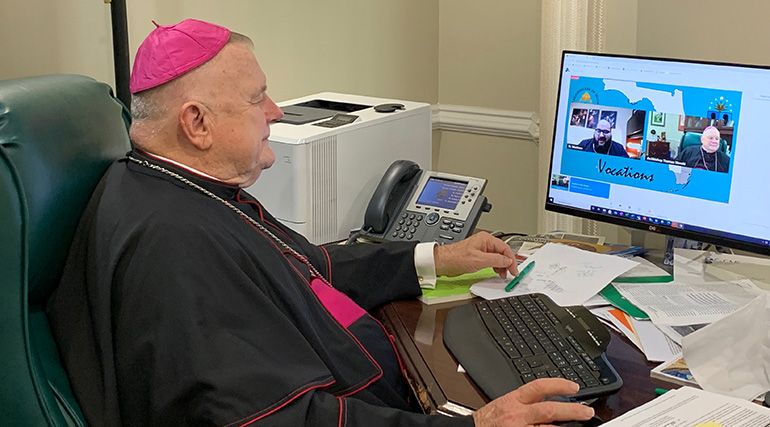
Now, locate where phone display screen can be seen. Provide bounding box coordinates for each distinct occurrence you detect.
[416,177,468,210]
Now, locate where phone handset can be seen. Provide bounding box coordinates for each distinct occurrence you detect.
[363,160,422,234]
[358,160,491,245]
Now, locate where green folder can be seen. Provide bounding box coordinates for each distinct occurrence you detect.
[419,268,498,304]
[599,284,649,319]
[611,274,673,283]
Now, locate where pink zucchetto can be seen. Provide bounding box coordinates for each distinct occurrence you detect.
[129,19,231,94]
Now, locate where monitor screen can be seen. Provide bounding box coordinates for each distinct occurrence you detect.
[416,177,468,210]
[546,51,770,255]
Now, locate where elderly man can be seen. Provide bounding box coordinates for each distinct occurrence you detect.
[47,19,594,426]
[676,126,730,173]
[577,119,630,157]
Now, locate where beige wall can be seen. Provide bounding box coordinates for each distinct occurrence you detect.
[603,0,638,56]
[126,1,440,104]
[435,132,540,234]
[636,0,770,65]
[438,1,541,111]
[436,0,542,234]
[0,1,439,105]
[0,2,115,84]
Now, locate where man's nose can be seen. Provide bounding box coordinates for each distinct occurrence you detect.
[264,95,284,123]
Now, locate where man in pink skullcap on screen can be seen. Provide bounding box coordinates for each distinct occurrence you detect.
[47,19,593,427]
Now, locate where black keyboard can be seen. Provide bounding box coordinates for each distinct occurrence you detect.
[443,294,622,400]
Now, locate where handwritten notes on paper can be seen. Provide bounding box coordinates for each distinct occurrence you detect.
[470,243,638,306]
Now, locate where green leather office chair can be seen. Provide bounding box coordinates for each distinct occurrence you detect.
[0,75,131,425]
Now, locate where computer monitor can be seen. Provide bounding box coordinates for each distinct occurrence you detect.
[546,51,770,255]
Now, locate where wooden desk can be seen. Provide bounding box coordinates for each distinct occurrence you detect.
[377,298,667,420]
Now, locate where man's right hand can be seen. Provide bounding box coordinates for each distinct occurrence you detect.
[472,379,595,427]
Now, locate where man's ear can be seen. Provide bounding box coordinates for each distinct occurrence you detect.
[179,101,213,150]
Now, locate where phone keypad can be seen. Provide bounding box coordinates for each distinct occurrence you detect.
[390,211,468,243]
[391,212,425,240]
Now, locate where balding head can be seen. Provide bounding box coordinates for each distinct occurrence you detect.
[593,119,612,146]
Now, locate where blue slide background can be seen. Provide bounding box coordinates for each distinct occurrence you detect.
[560,77,742,203]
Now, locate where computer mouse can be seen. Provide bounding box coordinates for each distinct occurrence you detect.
[543,395,604,426]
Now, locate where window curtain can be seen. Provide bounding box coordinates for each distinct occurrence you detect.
[537,0,606,234]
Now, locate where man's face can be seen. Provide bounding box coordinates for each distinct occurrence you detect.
[701,128,721,153]
[206,44,284,187]
[594,120,612,146]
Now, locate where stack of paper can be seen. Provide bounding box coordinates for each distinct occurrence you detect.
[418,268,497,305]
[589,306,681,362]
[612,279,763,326]
[609,278,764,365]
[614,249,770,397]
[601,387,770,426]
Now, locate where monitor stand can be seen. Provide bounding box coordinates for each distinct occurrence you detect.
[663,236,676,266]
[663,235,721,266]
[629,229,647,248]
[629,229,684,266]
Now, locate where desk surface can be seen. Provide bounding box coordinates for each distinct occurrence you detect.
[377,298,671,420]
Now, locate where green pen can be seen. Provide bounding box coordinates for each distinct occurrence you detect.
[505,261,535,292]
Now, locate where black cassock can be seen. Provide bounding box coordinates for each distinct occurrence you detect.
[676,145,730,173]
[48,150,473,427]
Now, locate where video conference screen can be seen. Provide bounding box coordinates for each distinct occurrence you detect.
[417,177,467,210]
[546,51,770,253]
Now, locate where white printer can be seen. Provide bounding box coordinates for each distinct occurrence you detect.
[245,92,431,244]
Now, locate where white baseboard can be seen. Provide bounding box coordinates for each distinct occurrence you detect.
[431,104,540,141]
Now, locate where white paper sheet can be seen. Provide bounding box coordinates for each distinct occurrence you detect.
[656,323,708,346]
[616,256,671,279]
[630,318,681,362]
[674,249,770,287]
[588,306,621,333]
[683,292,770,400]
[582,293,610,307]
[705,252,770,266]
[469,243,638,306]
[613,279,764,326]
[673,248,708,282]
[705,261,770,290]
[605,311,642,351]
[601,386,770,426]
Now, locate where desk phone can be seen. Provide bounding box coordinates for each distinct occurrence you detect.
[361,160,491,245]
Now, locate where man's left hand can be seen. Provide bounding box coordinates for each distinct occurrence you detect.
[434,231,517,279]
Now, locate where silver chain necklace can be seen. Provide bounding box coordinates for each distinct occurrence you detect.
[127,155,331,286]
